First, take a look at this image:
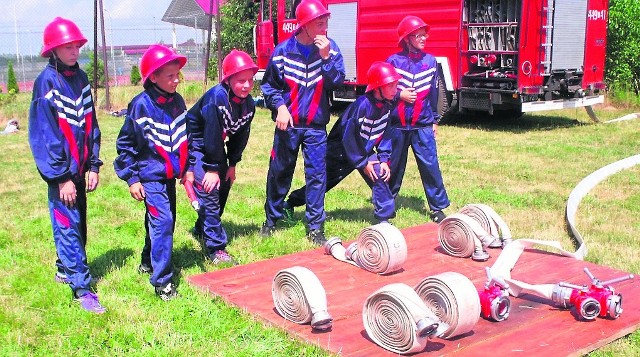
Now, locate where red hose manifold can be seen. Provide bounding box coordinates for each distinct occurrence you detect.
[478,267,511,322]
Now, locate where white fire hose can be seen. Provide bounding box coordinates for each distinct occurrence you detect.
[272,266,333,331]
[324,223,407,274]
[414,272,481,339]
[362,283,448,354]
[438,204,512,261]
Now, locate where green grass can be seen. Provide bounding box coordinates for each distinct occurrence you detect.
[1,88,640,356]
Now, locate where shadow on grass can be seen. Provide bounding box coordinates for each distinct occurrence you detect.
[91,247,134,281]
[323,195,427,223]
[443,112,585,133]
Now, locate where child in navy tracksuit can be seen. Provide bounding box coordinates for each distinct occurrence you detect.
[260,0,345,244]
[386,15,450,223]
[28,17,106,313]
[114,45,188,301]
[284,62,401,223]
[186,50,258,265]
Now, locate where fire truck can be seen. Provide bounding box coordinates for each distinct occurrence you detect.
[254,0,608,118]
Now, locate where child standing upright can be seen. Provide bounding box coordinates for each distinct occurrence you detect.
[386,15,450,223]
[260,0,345,244]
[186,50,258,264]
[114,45,188,300]
[284,62,400,223]
[28,17,105,313]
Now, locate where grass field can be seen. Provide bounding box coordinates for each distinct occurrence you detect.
[1,85,639,356]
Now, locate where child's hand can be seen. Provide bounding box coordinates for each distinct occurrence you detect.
[379,162,391,182]
[433,123,438,138]
[87,172,99,192]
[314,35,330,60]
[276,105,293,130]
[58,180,77,207]
[225,166,236,185]
[203,171,220,193]
[129,182,145,201]
[400,87,417,103]
[364,161,380,181]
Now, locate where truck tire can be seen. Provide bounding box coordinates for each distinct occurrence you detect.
[436,76,454,124]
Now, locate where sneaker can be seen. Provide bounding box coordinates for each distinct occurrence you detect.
[307,229,327,246]
[55,272,71,284]
[282,204,295,222]
[189,225,203,240]
[138,263,153,274]
[155,282,178,301]
[74,292,107,314]
[208,250,237,265]
[259,222,275,237]
[429,210,446,224]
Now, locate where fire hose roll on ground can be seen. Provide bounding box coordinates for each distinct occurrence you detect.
[362,283,447,355]
[324,223,407,274]
[272,266,332,331]
[414,272,481,339]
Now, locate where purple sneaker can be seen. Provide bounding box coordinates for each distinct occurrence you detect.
[55,272,71,284]
[209,250,237,265]
[75,292,107,314]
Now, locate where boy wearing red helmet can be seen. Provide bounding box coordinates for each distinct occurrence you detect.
[386,15,450,223]
[28,17,105,314]
[114,45,188,300]
[284,62,400,223]
[260,0,345,245]
[185,50,258,265]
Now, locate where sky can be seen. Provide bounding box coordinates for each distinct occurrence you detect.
[0,0,206,56]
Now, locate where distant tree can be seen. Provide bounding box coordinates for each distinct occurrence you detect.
[85,52,105,88]
[606,0,640,93]
[7,60,19,93]
[130,65,141,86]
[207,0,258,80]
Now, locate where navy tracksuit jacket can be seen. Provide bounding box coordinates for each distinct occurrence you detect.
[287,93,395,221]
[261,36,345,230]
[386,50,450,212]
[28,57,102,293]
[187,83,254,254]
[114,85,188,287]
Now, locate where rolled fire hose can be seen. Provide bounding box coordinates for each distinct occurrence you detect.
[362,283,448,355]
[324,223,407,274]
[414,272,481,339]
[459,204,513,248]
[272,266,333,331]
[437,212,498,261]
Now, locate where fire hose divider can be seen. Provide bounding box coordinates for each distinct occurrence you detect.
[272,266,332,331]
[414,272,481,339]
[324,222,407,274]
[362,283,448,355]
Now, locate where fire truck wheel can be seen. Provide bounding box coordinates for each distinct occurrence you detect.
[436,76,454,124]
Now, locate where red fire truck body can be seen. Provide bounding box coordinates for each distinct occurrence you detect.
[254,0,608,116]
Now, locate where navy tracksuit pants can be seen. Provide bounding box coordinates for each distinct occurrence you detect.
[140,180,177,287]
[265,127,327,230]
[387,126,450,212]
[47,176,91,293]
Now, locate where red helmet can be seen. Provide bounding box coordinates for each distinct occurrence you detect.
[221,50,258,83]
[41,17,87,57]
[397,15,430,47]
[295,0,330,33]
[365,62,401,93]
[139,45,187,85]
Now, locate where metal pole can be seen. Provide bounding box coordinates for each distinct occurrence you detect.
[216,0,222,81]
[204,0,214,90]
[98,0,110,110]
[93,0,98,105]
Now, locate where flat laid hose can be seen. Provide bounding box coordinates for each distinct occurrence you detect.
[362,283,447,355]
[272,266,332,331]
[414,272,481,339]
[324,223,407,274]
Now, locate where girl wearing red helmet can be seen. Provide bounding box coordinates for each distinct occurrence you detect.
[260,0,345,245]
[114,45,188,301]
[284,62,400,223]
[185,50,258,265]
[28,17,105,314]
[386,15,450,223]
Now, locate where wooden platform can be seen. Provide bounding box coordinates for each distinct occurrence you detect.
[188,223,640,356]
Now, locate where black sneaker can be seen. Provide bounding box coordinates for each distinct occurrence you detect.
[430,210,446,224]
[307,229,327,246]
[138,263,153,274]
[259,222,275,237]
[155,282,178,301]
